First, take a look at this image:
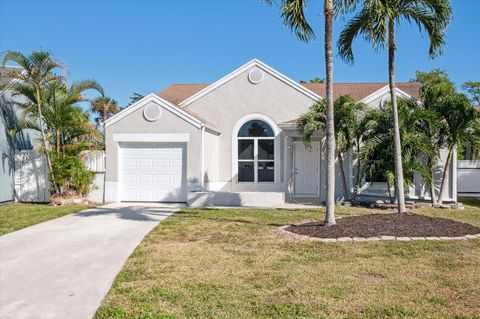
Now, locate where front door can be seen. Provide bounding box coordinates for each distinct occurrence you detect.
[294,141,320,195]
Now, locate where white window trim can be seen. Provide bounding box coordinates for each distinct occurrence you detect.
[232,114,280,184]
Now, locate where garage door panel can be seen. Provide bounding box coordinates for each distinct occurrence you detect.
[155,159,170,168]
[139,158,154,168]
[119,143,187,202]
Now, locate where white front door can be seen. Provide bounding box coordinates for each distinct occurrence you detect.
[294,141,320,195]
[119,142,187,202]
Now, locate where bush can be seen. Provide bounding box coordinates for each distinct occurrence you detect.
[50,153,94,197]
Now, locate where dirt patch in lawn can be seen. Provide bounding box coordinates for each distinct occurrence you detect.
[287,213,480,238]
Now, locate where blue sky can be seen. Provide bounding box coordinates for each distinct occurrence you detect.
[1,0,478,107]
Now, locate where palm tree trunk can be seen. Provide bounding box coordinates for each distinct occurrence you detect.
[103,103,108,123]
[428,158,437,204]
[35,85,58,194]
[324,0,336,225]
[337,149,350,201]
[387,180,394,203]
[354,142,362,197]
[388,20,406,213]
[437,146,452,205]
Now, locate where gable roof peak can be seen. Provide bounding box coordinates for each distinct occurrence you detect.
[177,58,321,107]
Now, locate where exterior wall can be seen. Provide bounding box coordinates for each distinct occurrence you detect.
[105,100,202,202]
[0,104,14,203]
[186,66,317,192]
[203,130,219,190]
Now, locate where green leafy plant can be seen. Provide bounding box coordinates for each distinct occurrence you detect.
[50,153,94,197]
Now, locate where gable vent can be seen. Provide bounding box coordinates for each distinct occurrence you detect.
[248,68,264,84]
[144,103,162,122]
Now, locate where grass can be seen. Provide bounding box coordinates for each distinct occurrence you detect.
[0,202,92,235]
[95,198,480,319]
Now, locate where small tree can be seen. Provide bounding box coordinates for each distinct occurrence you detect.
[436,93,480,204]
[297,95,366,201]
[360,99,437,202]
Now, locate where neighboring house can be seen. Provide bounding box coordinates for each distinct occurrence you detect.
[103,59,456,206]
[0,66,37,203]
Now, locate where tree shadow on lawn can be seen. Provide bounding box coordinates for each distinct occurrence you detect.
[74,206,176,222]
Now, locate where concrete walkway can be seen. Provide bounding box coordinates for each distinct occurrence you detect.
[0,203,182,319]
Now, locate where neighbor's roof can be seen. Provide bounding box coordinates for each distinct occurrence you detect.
[158,82,420,106]
[0,66,22,90]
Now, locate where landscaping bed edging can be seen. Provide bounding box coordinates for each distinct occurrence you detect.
[277,225,480,243]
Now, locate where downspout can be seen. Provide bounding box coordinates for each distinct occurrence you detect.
[201,124,205,191]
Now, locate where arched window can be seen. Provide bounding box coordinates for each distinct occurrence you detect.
[237,120,275,182]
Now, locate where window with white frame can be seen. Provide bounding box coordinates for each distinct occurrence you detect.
[237,120,275,182]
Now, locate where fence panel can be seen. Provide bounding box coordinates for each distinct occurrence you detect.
[81,150,105,172]
[458,160,480,196]
[14,151,51,203]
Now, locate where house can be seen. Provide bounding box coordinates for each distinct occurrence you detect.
[104,59,456,206]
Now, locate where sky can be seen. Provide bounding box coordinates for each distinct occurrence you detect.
[1,0,479,108]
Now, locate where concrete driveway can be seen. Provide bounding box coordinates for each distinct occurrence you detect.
[0,203,182,319]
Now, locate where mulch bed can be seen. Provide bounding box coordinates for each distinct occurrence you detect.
[287,213,480,238]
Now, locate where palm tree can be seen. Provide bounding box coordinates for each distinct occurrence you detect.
[15,79,103,154]
[360,98,437,202]
[2,51,67,192]
[337,0,452,213]
[128,92,144,106]
[90,96,119,125]
[436,93,480,204]
[297,95,366,201]
[265,0,358,225]
[414,69,454,203]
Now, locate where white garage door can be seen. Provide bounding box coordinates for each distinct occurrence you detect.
[119,143,187,202]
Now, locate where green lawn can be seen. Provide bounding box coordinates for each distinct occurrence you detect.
[0,203,92,235]
[95,198,480,319]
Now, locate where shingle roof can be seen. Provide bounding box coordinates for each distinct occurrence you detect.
[158,84,209,105]
[301,82,420,101]
[158,82,420,106]
[0,66,22,89]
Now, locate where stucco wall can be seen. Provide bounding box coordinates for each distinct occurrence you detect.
[186,66,317,191]
[204,130,219,188]
[105,100,202,201]
[0,105,14,203]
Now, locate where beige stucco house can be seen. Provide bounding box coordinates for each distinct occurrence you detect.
[104,59,456,206]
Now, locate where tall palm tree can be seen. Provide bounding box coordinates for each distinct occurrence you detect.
[297,95,366,201]
[90,96,119,125]
[2,51,67,191]
[337,0,452,213]
[265,0,357,225]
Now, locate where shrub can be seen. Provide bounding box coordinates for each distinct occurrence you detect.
[50,153,94,197]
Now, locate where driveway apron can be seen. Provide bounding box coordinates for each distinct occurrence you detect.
[0,203,181,319]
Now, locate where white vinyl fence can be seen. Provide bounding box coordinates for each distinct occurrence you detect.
[14,151,51,203]
[457,160,480,197]
[14,150,106,203]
